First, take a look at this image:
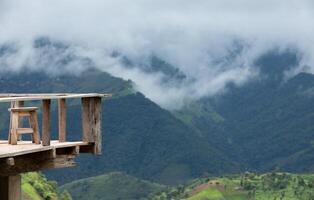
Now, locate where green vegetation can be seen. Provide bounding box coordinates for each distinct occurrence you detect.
[149,172,314,200]
[61,172,166,200]
[2,52,314,186]
[45,92,239,185]
[22,172,71,200]
[0,70,238,186]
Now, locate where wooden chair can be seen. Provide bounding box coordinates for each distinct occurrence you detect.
[8,107,40,145]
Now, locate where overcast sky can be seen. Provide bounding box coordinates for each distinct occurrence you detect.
[0,0,314,109]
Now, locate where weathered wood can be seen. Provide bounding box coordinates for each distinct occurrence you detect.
[0,175,21,200]
[9,108,40,145]
[93,97,102,155]
[0,152,76,176]
[82,98,91,142]
[29,111,40,144]
[5,158,14,166]
[0,93,105,180]
[81,97,102,154]
[9,112,19,145]
[9,107,38,112]
[42,100,51,146]
[15,128,34,134]
[0,140,89,158]
[58,98,67,142]
[0,93,111,103]
[8,101,24,143]
[0,93,112,97]
[17,101,24,141]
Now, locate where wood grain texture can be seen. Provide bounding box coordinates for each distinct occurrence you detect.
[0,93,111,103]
[0,152,76,176]
[29,111,40,144]
[0,140,89,159]
[0,175,21,200]
[42,100,51,146]
[81,97,102,154]
[58,99,67,142]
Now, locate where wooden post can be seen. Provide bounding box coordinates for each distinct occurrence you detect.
[58,99,66,142]
[81,97,102,154]
[29,111,40,144]
[17,101,24,141]
[42,100,51,146]
[8,101,24,143]
[9,112,19,145]
[0,175,21,200]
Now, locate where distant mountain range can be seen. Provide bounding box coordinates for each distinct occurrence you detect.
[0,50,314,186]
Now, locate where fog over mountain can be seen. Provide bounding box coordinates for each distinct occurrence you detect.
[0,0,313,109]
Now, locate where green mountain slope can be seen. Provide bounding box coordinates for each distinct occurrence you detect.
[46,92,239,185]
[0,70,239,185]
[150,172,314,200]
[208,72,314,171]
[2,50,314,186]
[60,172,165,200]
[22,172,71,200]
[173,52,314,173]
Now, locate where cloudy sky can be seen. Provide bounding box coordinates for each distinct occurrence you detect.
[0,0,313,109]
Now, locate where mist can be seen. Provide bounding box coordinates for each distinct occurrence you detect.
[0,0,314,109]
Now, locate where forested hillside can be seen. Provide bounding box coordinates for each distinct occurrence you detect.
[174,52,314,172]
[0,70,239,185]
[1,51,314,186]
[61,172,165,200]
[150,172,314,200]
[59,171,314,200]
[22,172,71,200]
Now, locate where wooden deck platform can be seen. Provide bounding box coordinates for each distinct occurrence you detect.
[0,93,107,200]
[0,140,90,159]
[0,140,96,177]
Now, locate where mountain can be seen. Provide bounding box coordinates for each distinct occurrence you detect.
[46,92,239,185]
[0,70,239,185]
[1,50,314,187]
[60,172,165,200]
[22,172,71,200]
[174,51,314,172]
[60,171,314,200]
[150,172,314,200]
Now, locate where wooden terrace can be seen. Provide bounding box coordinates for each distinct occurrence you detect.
[0,93,111,200]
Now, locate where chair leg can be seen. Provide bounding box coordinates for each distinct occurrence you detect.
[17,101,24,141]
[9,113,19,145]
[29,111,40,144]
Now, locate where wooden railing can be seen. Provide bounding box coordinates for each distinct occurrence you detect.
[0,93,111,155]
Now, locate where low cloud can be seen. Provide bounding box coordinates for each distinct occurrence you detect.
[0,0,314,109]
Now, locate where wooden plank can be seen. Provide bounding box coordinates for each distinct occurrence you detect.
[58,99,67,142]
[93,97,102,155]
[0,152,76,176]
[9,107,38,112]
[9,101,24,143]
[0,93,111,103]
[0,140,89,158]
[42,100,51,146]
[82,98,91,142]
[0,144,53,159]
[17,101,24,142]
[0,175,21,200]
[29,111,40,144]
[81,97,102,154]
[9,113,19,145]
[6,158,14,166]
[16,128,33,134]
[0,93,110,97]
